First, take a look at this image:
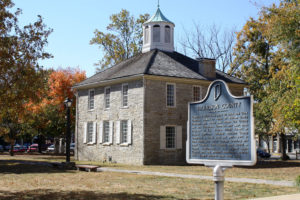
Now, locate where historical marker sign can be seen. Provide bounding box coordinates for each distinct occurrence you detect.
[186,80,256,166]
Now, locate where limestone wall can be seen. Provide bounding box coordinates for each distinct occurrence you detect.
[143,78,244,165]
[76,79,144,165]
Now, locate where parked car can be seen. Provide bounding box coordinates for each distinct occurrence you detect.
[27,144,39,152]
[257,149,271,158]
[12,145,26,152]
[47,144,55,153]
[0,145,3,152]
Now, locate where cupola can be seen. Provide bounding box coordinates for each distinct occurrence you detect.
[142,5,175,53]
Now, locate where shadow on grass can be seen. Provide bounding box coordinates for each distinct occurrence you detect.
[239,160,300,169]
[0,160,73,174]
[0,190,172,200]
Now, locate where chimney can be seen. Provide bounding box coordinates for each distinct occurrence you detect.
[197,58,216,79]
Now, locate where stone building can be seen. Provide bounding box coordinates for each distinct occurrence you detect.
[73,6,246,165]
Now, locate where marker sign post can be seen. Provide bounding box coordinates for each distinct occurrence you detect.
[186,80,256,200]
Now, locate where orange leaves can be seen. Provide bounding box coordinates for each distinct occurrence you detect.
[24,67,86,114]
[47,67,86,109]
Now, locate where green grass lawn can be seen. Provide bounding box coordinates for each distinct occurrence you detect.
[0,154,299,199]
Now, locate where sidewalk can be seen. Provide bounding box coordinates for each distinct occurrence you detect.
[97,167,294,187]
[250,193,300,200]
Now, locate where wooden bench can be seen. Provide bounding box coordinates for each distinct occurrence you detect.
[76,165,99,172]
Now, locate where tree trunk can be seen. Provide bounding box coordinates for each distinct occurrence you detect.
[266,138,271,153]
[280,133,289,160]
[9,142,14,156]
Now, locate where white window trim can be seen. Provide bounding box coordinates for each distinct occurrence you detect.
[121,83,129,108]
[117,120,132,146]
[86,121,96,145]
[160,125,182,150]
[88,89,95,111]
[104,86,111,110]
[166,83,176,108]
[193,85,202,102]
[100,120,113,146]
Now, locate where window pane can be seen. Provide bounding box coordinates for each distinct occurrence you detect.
[166,126,175,148]
[167,84,174,106]
[105,88,110,109]
[145,26,149,44]
[121,120,128,143]
[89,90,94,110]
[104,121,110,143]
[193,86,201,101]
[87,122,93,143]
[153,25,160,42]
[122,84,128,107]
[165,26,170,43]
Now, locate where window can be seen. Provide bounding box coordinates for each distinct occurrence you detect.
[83,122,96,144]
[103,121,110,143]
[99,121,113,144]
[160,125,182,149]
[145,26,149,44]
[116,120,132,145]
[121,120,128,143]
[88,89,94,110]
[122,84,128,107]
[193,86,201,102]
[165,25,170,43]
[166,83,175,107]
[104,87,110,109]
[153,25,160,42]
[166,126,176,148]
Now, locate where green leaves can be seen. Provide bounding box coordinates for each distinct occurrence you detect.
[231,0,300,139]
[90,9,149,71]
[0,0,52,145]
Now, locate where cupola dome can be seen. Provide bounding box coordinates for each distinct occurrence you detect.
[142,6,175,53]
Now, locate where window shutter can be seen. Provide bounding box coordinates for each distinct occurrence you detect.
[116,121,120,144]
[128,120,132,144]
[160,126,166,149]
[109,121,114,144]
[99,121,103,144]
[92,122,97,144]
[83,122,87,144]
[176,126,182,149]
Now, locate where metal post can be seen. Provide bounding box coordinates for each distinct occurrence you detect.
[213,165,225,200]
[66,105,71,163]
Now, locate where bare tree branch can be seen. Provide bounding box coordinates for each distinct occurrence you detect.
[180,23,236,73]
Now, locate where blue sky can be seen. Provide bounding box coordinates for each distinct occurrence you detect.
[13,0,278,77]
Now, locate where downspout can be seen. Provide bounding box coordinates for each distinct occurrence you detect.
[142,76,146,165]
[75,91,79,160]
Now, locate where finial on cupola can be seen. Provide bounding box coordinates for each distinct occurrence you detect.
[142,2,175,53]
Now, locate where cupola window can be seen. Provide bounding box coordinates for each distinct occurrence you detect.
[153,25,160,42]
[165,25,170,43]
[145,26,149,44]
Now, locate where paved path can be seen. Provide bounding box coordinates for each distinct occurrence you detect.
[98,167,295,187]
[250,193,300,200]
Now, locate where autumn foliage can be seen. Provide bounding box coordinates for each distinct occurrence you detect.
[47,68,86,109]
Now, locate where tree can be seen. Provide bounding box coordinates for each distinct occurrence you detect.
[25,68,86,153]
[230,0,299,160]
[180,23,236,73]
[90,9,149,71]
[0,0,52,155]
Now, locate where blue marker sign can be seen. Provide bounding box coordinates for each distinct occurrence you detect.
[186,80,256,166]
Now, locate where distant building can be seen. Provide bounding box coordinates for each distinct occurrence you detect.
[73,6,246,165]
